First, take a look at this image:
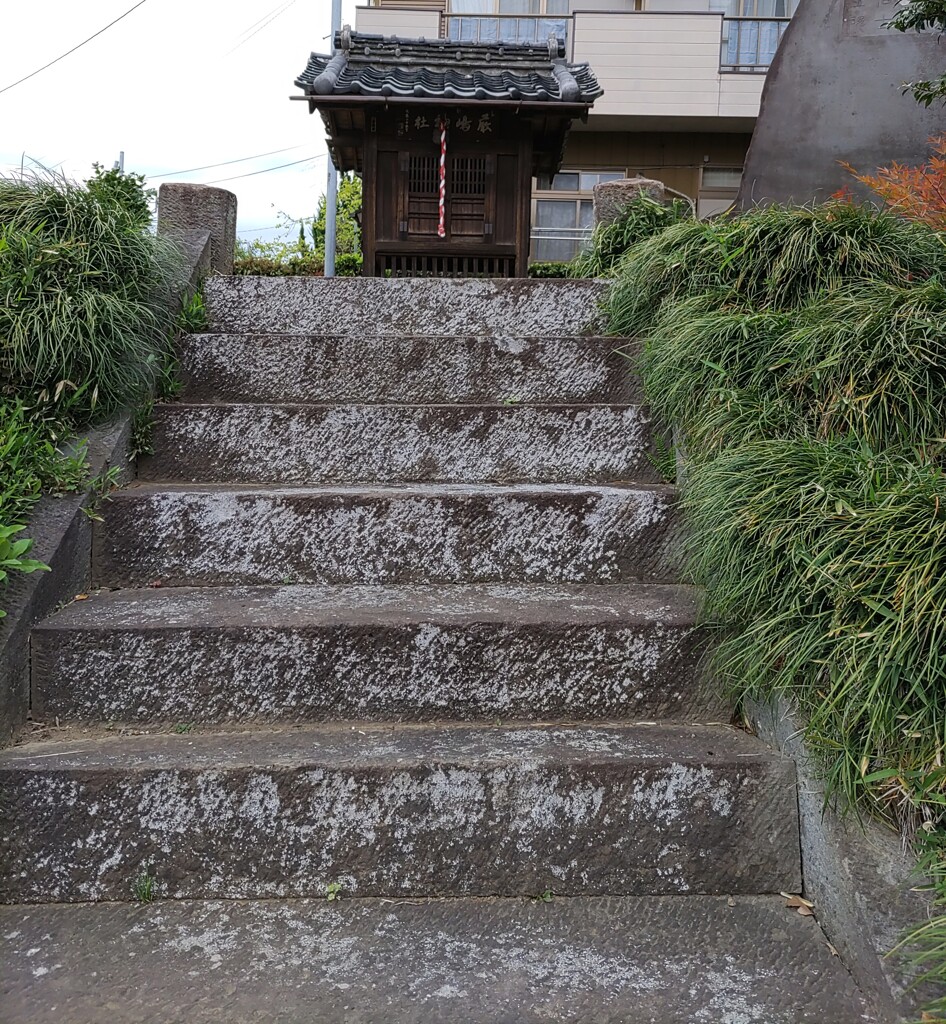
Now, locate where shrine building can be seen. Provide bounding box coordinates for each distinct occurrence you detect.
[294,28,602,277]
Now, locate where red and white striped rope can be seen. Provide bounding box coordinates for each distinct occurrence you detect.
[438,116,447,239]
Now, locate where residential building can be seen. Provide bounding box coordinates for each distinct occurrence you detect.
[354,0,798,259]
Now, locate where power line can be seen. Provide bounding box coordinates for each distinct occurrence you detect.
[226,0,298,56]
[203,154,324,185]
[0,0,150,97]
[148,146,304,179]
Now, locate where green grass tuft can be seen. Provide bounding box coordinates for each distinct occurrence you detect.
[621,199,946,1019]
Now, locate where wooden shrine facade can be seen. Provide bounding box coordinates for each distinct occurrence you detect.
[294,31,602,277]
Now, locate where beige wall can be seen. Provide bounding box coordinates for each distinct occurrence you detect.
[572,12,764,119]
[355,6,443,36]
[562,130,751,199]
[355,7,765,121]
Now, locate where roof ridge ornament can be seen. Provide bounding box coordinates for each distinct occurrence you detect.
[551,58,580,102]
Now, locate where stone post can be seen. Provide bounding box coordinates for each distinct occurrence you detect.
[592,176,667,227]
[157,183,238,275]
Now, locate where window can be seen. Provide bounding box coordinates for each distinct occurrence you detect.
[531,170,625,262]
[448,0,567,12]
[701,167,743,189]
[709,0,798,14]
[698,166,742,219]
[446,0,569,45]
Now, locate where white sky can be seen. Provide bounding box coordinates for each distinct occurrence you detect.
[1,0,359,244]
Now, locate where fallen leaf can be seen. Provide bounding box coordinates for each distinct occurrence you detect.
[727,897,736,908]
[148,580,163,588]
[827,942,840,957]
[780,892,815,909]
[796,904,815,917]
[74,593,89,601]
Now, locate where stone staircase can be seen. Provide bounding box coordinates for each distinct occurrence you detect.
[0,278,874,1023]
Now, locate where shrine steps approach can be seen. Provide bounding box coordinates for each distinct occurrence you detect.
[0,277,874,1023]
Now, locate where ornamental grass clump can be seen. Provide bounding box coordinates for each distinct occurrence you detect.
[614,199,946,1018]
[570,192,692,279]
[607,202,946,338]
[640,279,946,455]
[0,172,181,424]
[0,169,183,612]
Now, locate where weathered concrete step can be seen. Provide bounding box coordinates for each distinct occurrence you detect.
[93,482,680,587]
[31,583,717,724]
[0,896,875,1024]
[140,403,659,485]
[0,722,799,902]
[179,333,640,404]
[204,275,607,336]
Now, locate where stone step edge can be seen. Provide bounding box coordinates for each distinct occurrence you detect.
[98,480,677,496]
[32,581,702,630]
[0,721,777,772]
[151,400,647,411]
[182,332,636,342]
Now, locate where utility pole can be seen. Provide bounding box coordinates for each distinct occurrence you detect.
[324,0,343,278]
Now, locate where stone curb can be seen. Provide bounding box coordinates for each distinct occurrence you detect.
[747,695,945,1022]
[0,415,132,744]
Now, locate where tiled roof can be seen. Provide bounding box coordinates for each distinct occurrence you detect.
[296,30,602,104]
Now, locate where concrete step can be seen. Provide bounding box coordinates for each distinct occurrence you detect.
[93,482,680,587]
[0,895,875,1024]
[204,275,607,336]
[31,583,716,725]
[178,333,640,405]
[0,722,799,902]
[140,403,660,485]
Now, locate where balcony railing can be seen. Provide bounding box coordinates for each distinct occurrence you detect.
[720,17,791,72]
[445,13,789,74]
[445,14,568,47]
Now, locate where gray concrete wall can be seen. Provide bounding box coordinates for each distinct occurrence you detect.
[737,0,945,207]
[749,696,945,1022]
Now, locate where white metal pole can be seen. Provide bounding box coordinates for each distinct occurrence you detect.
[324,0,343,278]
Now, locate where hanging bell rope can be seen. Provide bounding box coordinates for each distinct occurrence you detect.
[438,116,447,239]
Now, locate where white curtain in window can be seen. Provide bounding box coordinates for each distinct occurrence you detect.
[449,0,492,14]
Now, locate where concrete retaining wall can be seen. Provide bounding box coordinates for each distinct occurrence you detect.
[0,418,132,743]
[749,696,945,1022]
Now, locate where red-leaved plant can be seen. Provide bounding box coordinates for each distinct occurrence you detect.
[838,134,946,232]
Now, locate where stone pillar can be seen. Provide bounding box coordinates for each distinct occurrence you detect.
[592,176,667,227]
[157,183,237,274]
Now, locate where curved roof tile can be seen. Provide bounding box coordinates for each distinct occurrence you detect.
[296,30,602,105]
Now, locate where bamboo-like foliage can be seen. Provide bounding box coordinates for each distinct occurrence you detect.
[0,172,182,423]
[620,200,946,1015]
[607,202,946,337]
[569,193,691,279]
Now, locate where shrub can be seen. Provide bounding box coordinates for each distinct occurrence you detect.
[841,133,946,232]
[85,162,155,231]
[233,253,324,276]
[334,252,362,276]
[528,261,571,278]
[570,193,692,279]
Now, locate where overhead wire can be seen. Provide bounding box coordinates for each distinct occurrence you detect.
[202,154,324,185]
[0,0,150,97]
[226,0,299,56]
[148,146,304,179]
